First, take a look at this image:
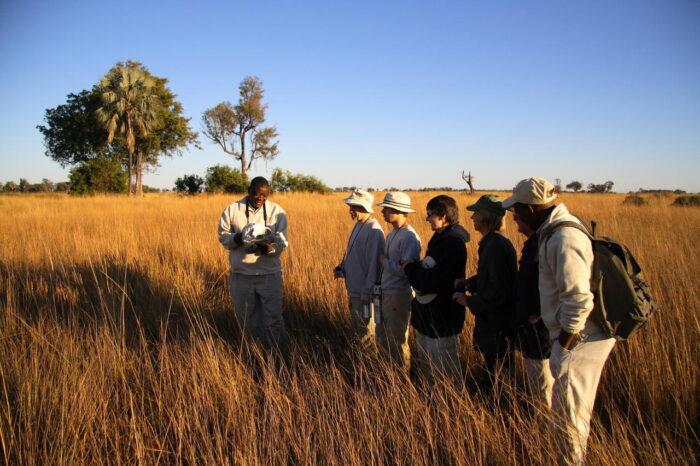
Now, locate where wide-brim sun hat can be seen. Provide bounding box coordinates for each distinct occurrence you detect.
[376,191,415,213]
[502,177,558,209]
[467,194,506,216]
[343,189,374,213]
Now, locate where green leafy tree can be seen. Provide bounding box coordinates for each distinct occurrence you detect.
[204,165,249,193]
[270,168,331,193]
[174,174,204,194]
[588,181,615,193]
[19,179,30,192]
[202,76,279,174]
[37,90,110,166]
[54,182,70,192]
[42,178,55,192]
[3,181,19,192]
[96,62,159,196]
[38,62,198,197]
[68,157,127,195]
[566,181,583,192]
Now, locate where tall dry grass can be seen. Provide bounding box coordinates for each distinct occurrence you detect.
[1,191,698,464]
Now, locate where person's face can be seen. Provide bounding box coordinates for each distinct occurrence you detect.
[512,209,534,236]
[248,186,269,208]
[426,209,447,231]
[349,204,364,221]
[470,210,485,232]
[512,203,536,231]
[382,206,401,223]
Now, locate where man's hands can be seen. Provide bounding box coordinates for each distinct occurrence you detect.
[452,292,468,307]
[558,330,579,350]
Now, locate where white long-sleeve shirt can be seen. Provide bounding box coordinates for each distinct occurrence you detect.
[380,225,422,295]
[218,196,288,275]
[537,203,595,339]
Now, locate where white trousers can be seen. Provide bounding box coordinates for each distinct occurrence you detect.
[549,333,615,465]
[525,357,554,406]
[229,272,289,356]
[414,331,463,388]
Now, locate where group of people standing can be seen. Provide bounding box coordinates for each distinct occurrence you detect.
[218,176,616,465]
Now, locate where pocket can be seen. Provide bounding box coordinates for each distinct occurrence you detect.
[549,340,571,379]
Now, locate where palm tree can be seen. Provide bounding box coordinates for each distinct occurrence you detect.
[96,63,158,195]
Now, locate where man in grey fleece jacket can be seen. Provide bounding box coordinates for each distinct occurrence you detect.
[503,177,615,466]
[218,177,290,358]
[334,190,385,347]
[375,192,422,368]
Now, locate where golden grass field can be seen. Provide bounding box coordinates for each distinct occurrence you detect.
[1,191,698,465]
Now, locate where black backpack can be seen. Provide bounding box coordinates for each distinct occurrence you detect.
[541,220,658,340]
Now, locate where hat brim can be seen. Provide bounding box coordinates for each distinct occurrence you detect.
[501,196,518,209]
[343,198,374,213]
[375,202,415,213]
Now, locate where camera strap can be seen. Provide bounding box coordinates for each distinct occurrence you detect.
[342,218,369,264]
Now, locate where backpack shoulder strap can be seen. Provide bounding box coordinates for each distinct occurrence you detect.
[539,220,593,252]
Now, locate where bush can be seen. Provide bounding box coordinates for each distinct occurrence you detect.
[174,175,204,195]
[622,195,646,206]
[68,157,127,194]
[205,165,249,193]
[270,168,332,194]
[672,195,700,207]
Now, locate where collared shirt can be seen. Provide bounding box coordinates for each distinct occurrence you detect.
[341,218,385,301]
[218,196,288,275]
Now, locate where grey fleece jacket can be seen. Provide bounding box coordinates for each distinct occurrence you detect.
[340,218,386,301]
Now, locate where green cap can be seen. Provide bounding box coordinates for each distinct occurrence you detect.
[466,194,506,216]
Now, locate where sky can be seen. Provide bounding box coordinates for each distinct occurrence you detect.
[1,0,699,192]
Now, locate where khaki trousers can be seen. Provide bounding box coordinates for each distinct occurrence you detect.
[375,293,412,368]
[525,357,554,406]
[348,297,374,349]
[549,332,615,465]
[229,272,289,357]
[414,331,463,388]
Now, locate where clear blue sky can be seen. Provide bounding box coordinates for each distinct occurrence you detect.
[1,0,699,192]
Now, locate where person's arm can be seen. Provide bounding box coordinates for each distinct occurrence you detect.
[218,206,243,250]
[362,227,386,302]
[264,209,289,256]
[465,243,516,317]
[405,237,465,293]
[547,228,594,342]
[383,230,421,278]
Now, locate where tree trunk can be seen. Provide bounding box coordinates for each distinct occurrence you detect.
[136,151,143,197]
[127,150,134,195]
[239,132,247,173]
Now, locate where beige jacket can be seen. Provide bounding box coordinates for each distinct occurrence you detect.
[537,203,596,339]
[218,196,288,275]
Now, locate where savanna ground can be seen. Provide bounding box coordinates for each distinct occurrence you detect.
[1,191,698,465]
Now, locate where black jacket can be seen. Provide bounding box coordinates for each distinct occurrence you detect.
[464,231,517,355]
[405,223,470,338]
[513,234,552,359]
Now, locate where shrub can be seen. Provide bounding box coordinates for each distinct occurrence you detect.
[672,195,700,207]
[622,195,646,206]
[68,157,127,194]
[174,175,204,195]
[270,168,331,194]
[205,165,249,193]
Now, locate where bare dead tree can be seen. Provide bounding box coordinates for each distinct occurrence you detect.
[461,170,474,194]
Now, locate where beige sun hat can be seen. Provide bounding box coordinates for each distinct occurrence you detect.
[343,189,374,213]
[502,177,558,209]
[376,191,415,213]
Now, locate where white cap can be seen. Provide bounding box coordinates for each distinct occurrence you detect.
[376,191,415,213]
[343,189,374,213]
[502,177,558,209]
